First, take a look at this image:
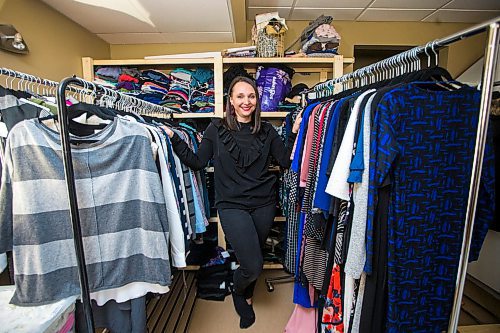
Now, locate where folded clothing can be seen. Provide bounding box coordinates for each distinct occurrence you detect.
[96,67,122,82]
[141,69,171,84]
[118,73,139,83]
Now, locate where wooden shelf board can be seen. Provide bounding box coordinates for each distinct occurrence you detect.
[206,166,280,172]
[184,263,283,270]
[93,58,217,66]
[261,112,289,118]
[173,112,218,119]
[144,112,218,119]
[223,57,354,64]
[183,265,201,271]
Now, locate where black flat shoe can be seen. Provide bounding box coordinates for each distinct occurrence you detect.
[232,293,254,316]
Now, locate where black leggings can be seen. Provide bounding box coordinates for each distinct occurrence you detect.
[218,203,275,299]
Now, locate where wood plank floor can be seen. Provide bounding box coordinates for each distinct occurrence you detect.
[145,271,499,332]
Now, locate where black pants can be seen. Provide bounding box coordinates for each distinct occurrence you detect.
[218,203,275,299]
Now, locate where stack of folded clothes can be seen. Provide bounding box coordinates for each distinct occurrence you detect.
[196,247,233,301]
[93,66,215,113]
[277,83,308,112]
[95,67,123,88]
[224,46,257,58]
[115,68,142,93]
[190,68,215,113]
[301,23,341,57]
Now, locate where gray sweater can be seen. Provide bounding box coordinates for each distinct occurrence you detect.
[0,117,172,305]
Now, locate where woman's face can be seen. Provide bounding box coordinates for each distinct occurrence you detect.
[230,81,257,123]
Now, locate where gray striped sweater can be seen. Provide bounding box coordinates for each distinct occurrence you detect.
[0,117,171,305]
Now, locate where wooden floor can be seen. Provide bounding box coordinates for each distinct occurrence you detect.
[459,277,500,327]
[146,271,198,333]
[144,271,499,333]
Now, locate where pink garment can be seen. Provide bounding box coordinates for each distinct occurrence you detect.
[285,304,317,333]
[299,104,321,187]
[58,312,75,333]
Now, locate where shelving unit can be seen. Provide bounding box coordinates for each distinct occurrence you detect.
[82,56,224,118]
[81,54,353,271]
[82,55,353,119]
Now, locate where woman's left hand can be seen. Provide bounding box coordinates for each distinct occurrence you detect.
[292,111,303,134]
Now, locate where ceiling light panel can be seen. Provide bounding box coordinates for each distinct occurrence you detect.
[295,0,372,8]
[290,8,364,20]
[248,0,294,6]
[370,0,450,9]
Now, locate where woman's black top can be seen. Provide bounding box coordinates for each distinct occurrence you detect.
[170,119,297,209]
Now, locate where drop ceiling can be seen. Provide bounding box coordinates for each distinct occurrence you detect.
[42,0,500,44]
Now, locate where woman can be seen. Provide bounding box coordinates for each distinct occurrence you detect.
[166,76,302,329]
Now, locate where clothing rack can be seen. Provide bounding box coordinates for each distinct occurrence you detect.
[55,76,178,332]
[307,17,499,333]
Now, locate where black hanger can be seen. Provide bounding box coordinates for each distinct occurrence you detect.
[68,102,115,121]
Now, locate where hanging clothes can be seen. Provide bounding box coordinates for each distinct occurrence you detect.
[283,76,495,333]
[0,117,172,305]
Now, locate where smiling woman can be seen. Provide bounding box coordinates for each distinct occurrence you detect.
[165,75,302,328]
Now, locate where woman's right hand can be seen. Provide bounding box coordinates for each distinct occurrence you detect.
[165,127,174,138]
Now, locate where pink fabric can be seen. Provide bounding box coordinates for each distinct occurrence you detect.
[299,104,321,187]
[285,304,317,333]
[58,312,75,333]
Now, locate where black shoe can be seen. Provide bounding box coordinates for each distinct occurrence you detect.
[240,312,256,329]
[232,293,255,328]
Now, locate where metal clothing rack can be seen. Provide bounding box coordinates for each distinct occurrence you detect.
[306,17,499,333]
[54,76,174,333]
[0,67,59,90]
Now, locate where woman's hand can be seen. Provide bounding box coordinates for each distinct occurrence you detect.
[292,111,303,134]
[164,127,174,138]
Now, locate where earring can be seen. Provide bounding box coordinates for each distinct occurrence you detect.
[230,105,235,115]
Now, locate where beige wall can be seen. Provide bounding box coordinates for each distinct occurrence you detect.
[0,0,109,81]
[111,21,484,78]
[0,0,485,82]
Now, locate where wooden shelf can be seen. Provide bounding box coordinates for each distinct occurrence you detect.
[263,263,284,269]
[223,56,354,65]
[205,166,280,172]
[173,113,217,119]
[183,265,201,271]
[83,55,350,119]
[183,263,284,270]
[92,58,219,66]
[274,216,286,222]
[261,112,290,118]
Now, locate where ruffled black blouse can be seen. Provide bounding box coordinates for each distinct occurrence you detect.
[170,119,297,209]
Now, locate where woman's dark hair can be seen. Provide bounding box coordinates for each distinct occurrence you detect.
[223,76,261,134]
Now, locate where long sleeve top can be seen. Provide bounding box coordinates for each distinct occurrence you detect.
[170,119,297,209]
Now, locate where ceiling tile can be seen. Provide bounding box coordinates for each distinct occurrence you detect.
[248,0,294,6]
[96,33,166,44]
[290,8,364,20]
[42,0,157,33]
[444,0,500,10]
[370,0,450,9]
[247,7,292,20]
[423,9,500,22]
[161,32,233,43]
[358,9,434,21]
[295,0,372,8]
[140,0,232,32]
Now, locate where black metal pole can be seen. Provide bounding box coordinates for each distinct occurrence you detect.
[57,77,95,333]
